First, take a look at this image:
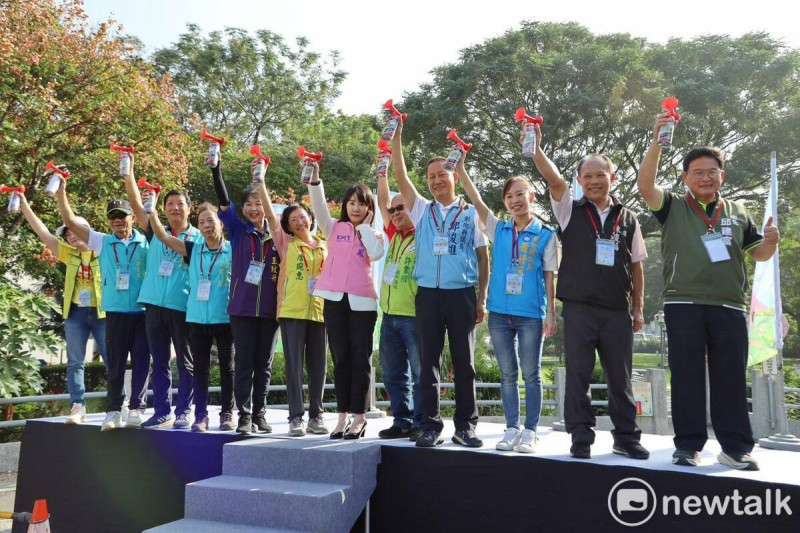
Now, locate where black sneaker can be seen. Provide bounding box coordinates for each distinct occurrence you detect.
[378,426,411,439]
[252,413,272,434]
[570,442,591,459]
[415,429,444,448]
[718,451,760,471]
[408,428,423,442]
[236,414,252,434]
[612,441,650,460]
[672,449,700,467]
[452,429,483,448]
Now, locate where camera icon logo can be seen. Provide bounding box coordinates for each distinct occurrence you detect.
[608,477,657,527]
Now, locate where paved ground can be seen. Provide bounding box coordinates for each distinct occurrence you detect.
[0,471,16,533]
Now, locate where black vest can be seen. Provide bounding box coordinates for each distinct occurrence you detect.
[556,196,637,311]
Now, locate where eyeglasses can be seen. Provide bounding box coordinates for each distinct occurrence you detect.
[387,204,405,214]
[107,212,129,220]
[688,169,722,179]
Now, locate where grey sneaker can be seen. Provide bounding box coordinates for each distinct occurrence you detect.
[219,411,236,431]
[517,429,538,454]
[173,413,192,430]
[496,427,521,451]
[672,449,701,467]
[101,411,122,432]
[289,416,306,436]
[718,451,759,471]
[252,413,272,433]
[126,409,144,428]
[65,403,86,425]
[142,413,175,429]
[191,416,209,433]
[307,415,330,434]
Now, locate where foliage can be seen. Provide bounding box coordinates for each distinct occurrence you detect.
[0,285,60,397]
[0,0,194,289]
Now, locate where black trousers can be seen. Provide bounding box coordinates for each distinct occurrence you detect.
[146,305,193,416]
[665,303,754,454]
[229,315,278,416]
[416,286,478,433]
[187,322,235,418]
[323,296,377,414]
[562,300,640,445]
[280,318,327,420]
[105,312,150,412]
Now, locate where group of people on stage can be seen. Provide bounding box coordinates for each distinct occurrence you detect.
[16,110,779,471]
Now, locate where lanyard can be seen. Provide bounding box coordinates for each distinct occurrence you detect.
[510,217,534,264]
[685,193,724,233]
[249,233,272,262]
[199,241,224,279]
[430,201,465,235]
[111,241,139,268]
[77,252,94,282]
[584,205,622,239]
[387,231,415,262]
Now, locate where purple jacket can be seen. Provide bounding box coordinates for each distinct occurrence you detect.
[218,204,279,319]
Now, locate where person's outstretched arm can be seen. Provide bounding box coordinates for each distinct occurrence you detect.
[390,118,420,211]
[121,153,150,232]
[55,178,90,244]
[454,151,491,227]
[530,123,568,201]
[148,208,188,257]
[18,194,58,255]
[637,114,670,210]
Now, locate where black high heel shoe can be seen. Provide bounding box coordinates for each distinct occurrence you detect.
[344,419,367,440]
[330,419,351,440]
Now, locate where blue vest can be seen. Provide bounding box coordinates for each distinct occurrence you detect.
[186,239,232,325]
[98,230,148,313]
[413,199,478,289]
[487,219,553,319]
[137,225,202,312]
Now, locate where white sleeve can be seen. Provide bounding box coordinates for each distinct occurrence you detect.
[631,224,648,263]
[478,211,500,243]
[308,181,335,239]
[408,193,430,228]
[474,221,487,248]
[543,234,558,271]
[550,187,574,230]
[87,230,106,254]
[356,224,385,261]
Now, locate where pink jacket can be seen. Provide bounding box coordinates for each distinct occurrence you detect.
[314,221,378,299]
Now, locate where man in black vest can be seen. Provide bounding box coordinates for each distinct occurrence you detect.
[530,124,649,460]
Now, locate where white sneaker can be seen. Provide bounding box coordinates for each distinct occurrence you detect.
[517,429,538,453]
[289,416,306,436]
[121,403,130,424]
[126,409,143,428]
[65,403,86,425]
[496,427,521,451]
[101,411,122,432]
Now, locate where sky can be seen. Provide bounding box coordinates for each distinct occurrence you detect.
[83,0,800,117]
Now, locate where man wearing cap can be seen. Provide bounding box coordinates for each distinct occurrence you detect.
[17,193,106,424]
[123,154,202,429]
[57,181,151,431]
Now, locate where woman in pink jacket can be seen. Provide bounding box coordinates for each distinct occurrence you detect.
[306,162,384,440]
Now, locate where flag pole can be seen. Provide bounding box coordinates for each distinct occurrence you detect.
[758,151,800,451]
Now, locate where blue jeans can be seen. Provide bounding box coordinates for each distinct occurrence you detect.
[488,312,543,431]
[380,314,422,429]
[64,306,107,405]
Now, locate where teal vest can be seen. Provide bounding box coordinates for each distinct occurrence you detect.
[98,230,148,313]
[487,219,553,319]
[137,224,202,312]
[413,199,478,289]
[186,240,232,324]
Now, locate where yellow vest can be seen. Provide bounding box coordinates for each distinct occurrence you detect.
[277,236,327,322]
[380,229,417,317]
[58,241,104,319]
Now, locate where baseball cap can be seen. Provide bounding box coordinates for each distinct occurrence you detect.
[56,216,91,238]
[106,199,133,217]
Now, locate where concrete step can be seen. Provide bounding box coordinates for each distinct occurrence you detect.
[184,475,352,532]
[145,518,297,532]
[221,438,381,486]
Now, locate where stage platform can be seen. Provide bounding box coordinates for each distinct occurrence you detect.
[13,407,800,532]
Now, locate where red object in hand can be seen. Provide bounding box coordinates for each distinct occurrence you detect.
[137,177,162,194]
[0,184,26,194]
[249,145,272,165]
[383,99,408,121]
[514,107,544,125]
[446,129,473,152]
[662,97,681,122]
[109,142,134,154]
[377,140,393,155]
[200,129,226,146]
[45,160,70,178]
[297,146,323,162]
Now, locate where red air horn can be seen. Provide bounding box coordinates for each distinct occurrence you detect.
[138,177,162,214]
[443,129,472,171]
[1,184,25,213]
[249,145,272,182]
[515,108,544,157]
[1,185,26,194]
[381,99,407,142]
[376,140,392,178]
[110,142,134,176]
[201,129,226,167]
[657,97,681,149]
[44,161,70,196]
[297,146,323,184]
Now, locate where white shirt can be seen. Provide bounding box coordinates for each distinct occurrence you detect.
[87,229,132,255]
[550,187,647,263]
[480,212,558,272]
[408,193,488,248]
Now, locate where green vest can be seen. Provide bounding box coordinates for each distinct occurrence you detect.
[660,192,756,309]
[60,242,104,319]
[380,229,417,317]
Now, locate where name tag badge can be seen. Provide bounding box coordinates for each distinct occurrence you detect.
[307,278,318,294]
[505,270,523,295]
[701,233,731,263]
[158,258,175,277]
[116,270,130,291]
[433,236,449,256]
[595,239,615,267]
[77,289,92,307]
[383,263,398,285]
[196,280,211,301]
[245,261,265,285]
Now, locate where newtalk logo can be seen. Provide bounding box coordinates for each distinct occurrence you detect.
[608,477,793,527]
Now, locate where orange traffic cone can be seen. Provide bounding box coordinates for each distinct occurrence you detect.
[29,499,50,532]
